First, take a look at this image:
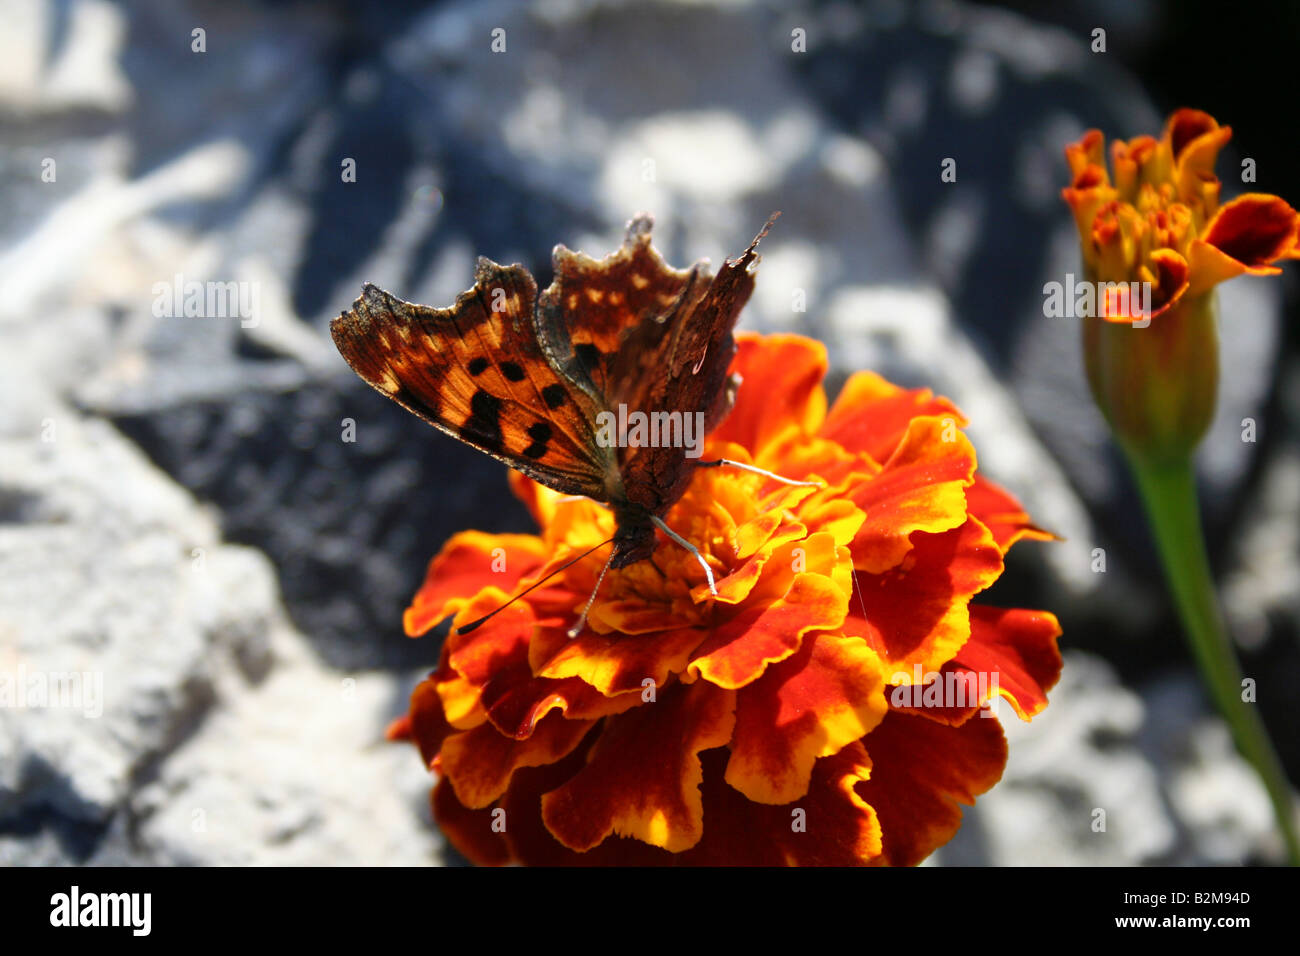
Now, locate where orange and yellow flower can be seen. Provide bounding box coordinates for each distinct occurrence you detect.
[1063,108,1300,323]
[1063,109,1300,461]
[390,333,1063,865]
[1060,111,1300,864]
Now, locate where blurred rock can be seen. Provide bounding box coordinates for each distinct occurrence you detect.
[0,0,132,118]
[943,653,1283,865]
[124,637,438,866]
[0,395,439,864]
[0,404,263,832]
[108,385,528,672]
[1138,671,1282,864]
[944,653,1174,865]
[1225,361,1300,651]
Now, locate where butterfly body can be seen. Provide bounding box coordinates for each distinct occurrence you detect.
[330,214,773,573]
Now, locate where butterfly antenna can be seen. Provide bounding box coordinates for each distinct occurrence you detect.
[650,515,717,597]
[456,536,615,635]
[566,547,617,639]
[850,566,869,623]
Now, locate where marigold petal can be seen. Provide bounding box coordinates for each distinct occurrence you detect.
[711,517,809,604]
[432,777,511,866]
[435,672,488,730]
[384,714,412,742]
[434,597,536,729]
[964,474,1055,553]
[1209,193,1300,263]
[1146,248,1191,318]
[407,675,455,766]
[538,627,708,696]
[1164,108,1222,165]
[445,598,532,681]
[403,532,547,636]
[499,735,679,865]
[953,605,1063,721]
[845,517,1003,678]
[847,416,976,574]
[504,744,884,866]
[507,470,552,527]
[712,333,828,454]
[677,744,882,865]
[887,606,1061,726]
[764,433,866,486]
[452,605,651,738]
[1177,144,1229,208]
[821,371,966,465]
[1186,241,1271,301]
[478,671,641,739]
[797,496,867,548]
[587,598,697,635]
[733,509,796,562]
[886,663,984,726]
[540,681,736,853]
[688,571,848,690]
[441,712,596,809]
[726,632,888,804]
[857,710,1007,866]
[499,737,878,866]
[1065,128,1105,179]
[1111,134,1157,199]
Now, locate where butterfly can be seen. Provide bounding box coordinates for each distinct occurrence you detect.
[330,213,794,633]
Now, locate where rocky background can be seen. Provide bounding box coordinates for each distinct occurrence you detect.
[2,0,1297,865]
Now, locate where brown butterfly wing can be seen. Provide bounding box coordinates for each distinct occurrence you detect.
[330,264,615,501]
[611,224,765,519]
[535,215,697,398]
[532,214,768,520]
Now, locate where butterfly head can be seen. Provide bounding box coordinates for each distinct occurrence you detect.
[608,507,657,569]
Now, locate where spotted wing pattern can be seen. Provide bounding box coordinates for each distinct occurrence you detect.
[331,214,774,566]
[330,263,612,500]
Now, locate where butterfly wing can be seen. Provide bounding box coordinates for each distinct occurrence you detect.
[532,214,767,518]
[542,216,770,515]
[611,224,764,517]
[535,215,696,398]
[330,263,615,500]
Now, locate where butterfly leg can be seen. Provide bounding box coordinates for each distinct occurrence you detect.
[650,515,718,596]
[695,458,821,487]
[567,549,617,639]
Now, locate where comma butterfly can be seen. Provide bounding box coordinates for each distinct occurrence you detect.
[330,213,800,634]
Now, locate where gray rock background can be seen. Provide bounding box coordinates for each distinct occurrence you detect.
[1,0,1296,865]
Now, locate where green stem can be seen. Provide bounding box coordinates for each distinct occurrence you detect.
[1127,450,1300,864]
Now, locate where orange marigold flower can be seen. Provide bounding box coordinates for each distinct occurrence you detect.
[1063,109,1300,461]
[1063,108,1300,323]
[392,333,1063,865]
